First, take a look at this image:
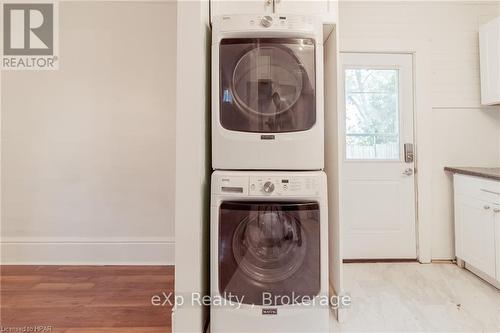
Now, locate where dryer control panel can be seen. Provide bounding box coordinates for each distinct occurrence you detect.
[219,14,315,31]
[213,14,321,40]
[248,175,320,197]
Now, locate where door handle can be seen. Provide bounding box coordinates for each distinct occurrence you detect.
[402,168,414,176]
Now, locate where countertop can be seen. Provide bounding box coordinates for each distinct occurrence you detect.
[444,167,500,182]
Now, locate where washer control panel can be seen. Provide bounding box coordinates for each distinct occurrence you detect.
[214,173,323,197]
[249,176,320,197]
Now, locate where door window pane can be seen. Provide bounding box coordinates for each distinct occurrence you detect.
[345,69,400,160]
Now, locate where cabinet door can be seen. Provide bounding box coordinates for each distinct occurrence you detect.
[479,17,500,105]
[455,194,496,278]
[211,0,272,19]
[275,0,328,15]
[495,204,500,282]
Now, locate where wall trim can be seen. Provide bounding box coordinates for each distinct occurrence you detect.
[0,237,174,265]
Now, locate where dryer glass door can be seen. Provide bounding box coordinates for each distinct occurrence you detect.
[218,201,320,306]
[219,38,316,133]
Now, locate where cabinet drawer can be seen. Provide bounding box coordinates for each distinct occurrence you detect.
[454,174,500,204]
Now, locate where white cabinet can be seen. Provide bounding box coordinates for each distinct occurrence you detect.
[455,194,496,277]
[211,0,273,18]
[274,0,328,15]
[496,208,500,281]
[479,17,500,105]
[210,0,336,23]
[453,174,500,287]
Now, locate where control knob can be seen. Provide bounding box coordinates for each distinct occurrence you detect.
[261,16,273,28]
[263,181,275,193]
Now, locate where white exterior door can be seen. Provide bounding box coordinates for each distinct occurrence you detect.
[341,53,417,259]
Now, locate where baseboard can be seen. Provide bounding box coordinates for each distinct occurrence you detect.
[0,237,174,265]
[329,282,348,323]
[343,258,418,263]
[464,262,500,289]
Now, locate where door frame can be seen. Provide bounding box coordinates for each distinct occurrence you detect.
[338,38,433,263]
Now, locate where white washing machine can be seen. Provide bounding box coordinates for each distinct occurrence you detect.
[211,170,330,333]
[212,15,325,170]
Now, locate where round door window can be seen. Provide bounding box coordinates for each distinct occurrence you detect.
[232,46,305,117]
[219,201,320,305]
[219,38,316,133]
[232,209,307,284]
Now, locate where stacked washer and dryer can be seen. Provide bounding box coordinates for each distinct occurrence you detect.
[211,14,329,333]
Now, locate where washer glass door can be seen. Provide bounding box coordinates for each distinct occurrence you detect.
[219,38,316,133]
[218,201,320,306]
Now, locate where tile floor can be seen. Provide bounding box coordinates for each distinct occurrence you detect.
[331,263,500,332]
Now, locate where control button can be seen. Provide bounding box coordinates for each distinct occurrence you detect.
[263,181,275,193]
[250,184,256,191]
[261,16,273,28]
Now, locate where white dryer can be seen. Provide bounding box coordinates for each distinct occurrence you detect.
[210,170,330,333]
[212,15,325,170]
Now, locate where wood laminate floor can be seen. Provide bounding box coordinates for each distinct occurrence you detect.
[0,266,173,333]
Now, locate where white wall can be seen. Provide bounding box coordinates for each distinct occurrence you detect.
[340,1,500,260]
[1,1,177,264]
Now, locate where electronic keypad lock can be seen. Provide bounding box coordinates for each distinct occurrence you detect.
[404,143,414,163]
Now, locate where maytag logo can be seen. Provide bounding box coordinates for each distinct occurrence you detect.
[1,1,59,70]
[262,308,278,315]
